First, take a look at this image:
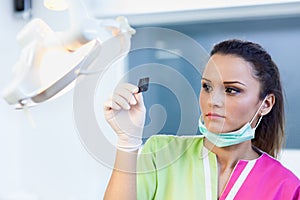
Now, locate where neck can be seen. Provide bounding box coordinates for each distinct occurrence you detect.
[204,138,259,169]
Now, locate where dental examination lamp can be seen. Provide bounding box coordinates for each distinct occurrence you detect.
[3,0,135,109]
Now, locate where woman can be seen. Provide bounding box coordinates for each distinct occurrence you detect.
[103,39,300,200]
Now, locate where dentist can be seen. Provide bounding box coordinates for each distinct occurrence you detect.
[103,39,300,200]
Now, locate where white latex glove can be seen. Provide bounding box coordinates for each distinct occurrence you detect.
[104,83,146,151]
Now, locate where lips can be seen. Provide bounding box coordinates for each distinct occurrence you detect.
[206,112,225,118]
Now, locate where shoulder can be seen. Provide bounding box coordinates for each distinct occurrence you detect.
[259,153,300,185]
[141,134,204,154]
[138,135,205,172]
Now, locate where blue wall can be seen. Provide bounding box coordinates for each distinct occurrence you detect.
[128,17,300,148]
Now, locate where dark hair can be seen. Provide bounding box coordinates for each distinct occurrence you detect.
[210,39,285,158]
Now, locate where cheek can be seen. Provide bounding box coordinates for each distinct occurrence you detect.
[199,91,207,113]
[225,98,256,126]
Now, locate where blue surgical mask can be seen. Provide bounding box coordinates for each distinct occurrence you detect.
[198,97,266,147]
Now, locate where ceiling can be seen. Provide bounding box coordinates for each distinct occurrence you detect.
[83,0,300,26]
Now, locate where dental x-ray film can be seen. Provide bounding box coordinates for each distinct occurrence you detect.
[138,77,149,93]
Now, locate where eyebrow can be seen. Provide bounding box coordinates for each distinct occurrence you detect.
[223,81,246,86]
[202,77,212,82]
[202,78,246,86]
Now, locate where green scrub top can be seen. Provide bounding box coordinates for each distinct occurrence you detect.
[137,135,218,200]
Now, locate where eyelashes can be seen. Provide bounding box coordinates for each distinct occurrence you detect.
[201,82,241,95]
[202,82,213,92]
[225,87,241,95]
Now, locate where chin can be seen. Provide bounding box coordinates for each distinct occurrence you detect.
[205,119,237,133]
[206,124,227,134]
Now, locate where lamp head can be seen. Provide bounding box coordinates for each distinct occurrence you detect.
[2,16,135,109]
[44,0,69,11]
[3,0,136,109]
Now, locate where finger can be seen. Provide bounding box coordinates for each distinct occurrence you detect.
[112,93,131,110]
[134,93,146,110]
[123,83,139,94]
[115,83,138,105]
[103,99,120,121]
[103,97,121,111]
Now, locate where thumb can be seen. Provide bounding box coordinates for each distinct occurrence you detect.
[134,92,145,110]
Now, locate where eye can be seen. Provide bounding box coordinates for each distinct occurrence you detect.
[202,82,213,93]
[225,87,240,95]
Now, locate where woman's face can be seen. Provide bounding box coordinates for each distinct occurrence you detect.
[199,53,263,133]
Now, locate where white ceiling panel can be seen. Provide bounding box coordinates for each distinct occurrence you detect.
[83,0,300,25]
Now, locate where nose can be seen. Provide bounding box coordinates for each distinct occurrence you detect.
[207,90,224,108]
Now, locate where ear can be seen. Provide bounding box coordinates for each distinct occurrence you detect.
[260,94,275,116]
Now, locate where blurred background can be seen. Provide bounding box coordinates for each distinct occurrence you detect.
[0,0,299,199]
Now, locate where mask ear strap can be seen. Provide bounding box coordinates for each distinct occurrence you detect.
[199,115,204,123]
[250,96,268,126]
[253,116,263,129]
